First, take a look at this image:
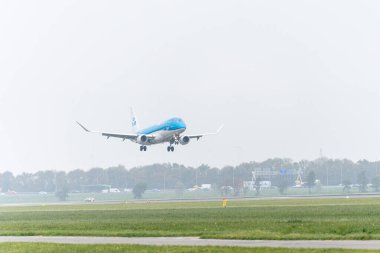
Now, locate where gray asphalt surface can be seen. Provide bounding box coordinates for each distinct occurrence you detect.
[0,236,380,249]
[2,193,380,208]
[97,193,380,204]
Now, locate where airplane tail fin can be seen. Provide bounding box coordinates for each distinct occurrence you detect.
[130,107,139,133]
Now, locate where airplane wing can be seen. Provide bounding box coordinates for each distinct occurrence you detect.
[76,122,154,141]
[186,124,224,141]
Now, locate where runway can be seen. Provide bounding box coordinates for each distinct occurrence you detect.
[0,236,379,249]
[2,192,380,208]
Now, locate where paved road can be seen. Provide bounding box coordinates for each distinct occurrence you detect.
[94,193,380,205]
[2,193,380,208]
[0,236,380,249]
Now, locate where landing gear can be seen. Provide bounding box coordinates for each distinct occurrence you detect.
[140,145,147,151]
[168,135,179,152]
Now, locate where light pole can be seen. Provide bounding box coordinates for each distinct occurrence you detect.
[232,167,235,188]
[163,173,166,192]
[195,169,198,186]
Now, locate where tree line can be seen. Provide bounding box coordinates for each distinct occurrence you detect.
[1,158,380,194]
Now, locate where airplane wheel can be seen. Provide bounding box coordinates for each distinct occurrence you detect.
[167,146,171,152]
[140,146,143,151]
[171,146,174,152]
[144,146,147,151]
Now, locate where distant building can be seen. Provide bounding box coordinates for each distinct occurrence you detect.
[200,184,211,190]
[80,184,111,193]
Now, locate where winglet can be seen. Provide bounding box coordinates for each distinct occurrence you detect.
[216,124,224,133]
[76,121,91,132]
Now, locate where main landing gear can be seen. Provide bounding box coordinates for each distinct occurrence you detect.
[140,145,147,151]
[167,146,174,152]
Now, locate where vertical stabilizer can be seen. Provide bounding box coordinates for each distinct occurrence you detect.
[130,107,139,133]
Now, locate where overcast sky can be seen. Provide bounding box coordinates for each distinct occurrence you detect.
[0,0,380,173]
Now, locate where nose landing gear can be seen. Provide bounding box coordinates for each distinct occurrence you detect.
[140,146,147,151]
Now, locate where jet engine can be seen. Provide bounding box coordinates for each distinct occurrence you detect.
[179,136,190,145]
[137,135,148,144]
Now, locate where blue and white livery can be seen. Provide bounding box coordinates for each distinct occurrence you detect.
[76,109,223,152]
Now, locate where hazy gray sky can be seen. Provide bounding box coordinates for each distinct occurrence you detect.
[1,0,380,173]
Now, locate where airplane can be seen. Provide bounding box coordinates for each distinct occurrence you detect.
[76,109,223,152]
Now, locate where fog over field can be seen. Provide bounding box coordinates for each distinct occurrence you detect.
[0,1,380,173]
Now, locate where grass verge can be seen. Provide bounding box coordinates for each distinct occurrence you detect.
[0,198,380,240]
[0,243,377,253]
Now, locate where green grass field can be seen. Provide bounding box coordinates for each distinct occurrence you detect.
[0,243,376,253]
[0,197,379,240]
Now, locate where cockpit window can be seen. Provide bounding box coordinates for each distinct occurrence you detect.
[168,118,181,123]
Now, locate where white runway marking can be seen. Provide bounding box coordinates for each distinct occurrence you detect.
[0,237,379,249]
